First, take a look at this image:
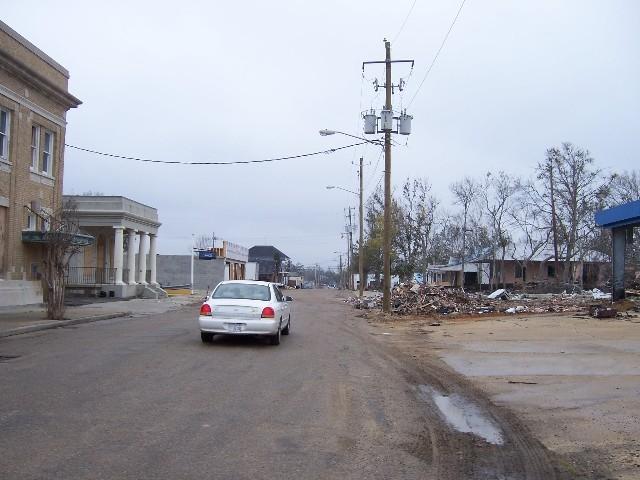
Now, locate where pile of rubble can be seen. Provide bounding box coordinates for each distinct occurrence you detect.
[345,283,614,317]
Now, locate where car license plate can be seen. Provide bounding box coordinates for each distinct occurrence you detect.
[229,324,243,333]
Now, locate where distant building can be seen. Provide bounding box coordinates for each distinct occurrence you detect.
[0,20,82,306]
[245,262,259,281]
[248,245,290,282]
[425,249,608,290]
[212,240,248,281]
[156,238,249,292]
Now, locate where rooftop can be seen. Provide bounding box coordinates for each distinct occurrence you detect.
[0,20,69,77]
[595,200,640,229]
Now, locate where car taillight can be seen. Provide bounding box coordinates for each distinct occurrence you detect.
[261,307,275,318]
[200,303,212,316]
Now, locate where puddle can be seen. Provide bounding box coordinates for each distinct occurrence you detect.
[418,385,504,445]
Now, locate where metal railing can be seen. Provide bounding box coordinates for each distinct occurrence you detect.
[66,267,116,285]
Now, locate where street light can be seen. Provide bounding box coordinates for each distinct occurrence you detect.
[319,129,383,147]
[325,162,365,299]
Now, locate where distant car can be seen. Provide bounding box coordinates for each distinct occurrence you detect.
[199,280,293,345]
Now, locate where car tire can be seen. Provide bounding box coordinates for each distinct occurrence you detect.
[282,316,291,335]
[201,331,214,343]
[270,323,281,346]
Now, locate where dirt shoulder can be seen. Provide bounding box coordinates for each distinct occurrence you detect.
[361,309,640,479]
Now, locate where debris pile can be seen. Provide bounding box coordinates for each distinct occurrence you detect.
[345,283,611,317]
[390,285,496,315]
[346,294,382,310]
[589,305,618,318]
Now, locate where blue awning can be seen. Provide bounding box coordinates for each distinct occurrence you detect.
[595,200,640,229]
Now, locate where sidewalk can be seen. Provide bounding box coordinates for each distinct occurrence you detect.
[0,293,204,338]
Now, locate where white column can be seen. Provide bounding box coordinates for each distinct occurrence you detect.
[149,234,158,285]
[127,229,137,285]
[113,226,125,285]
[138,231,149,284]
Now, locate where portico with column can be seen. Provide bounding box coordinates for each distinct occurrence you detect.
[63,195,164,298]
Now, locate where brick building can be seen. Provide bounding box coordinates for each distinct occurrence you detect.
[0,21,81,305]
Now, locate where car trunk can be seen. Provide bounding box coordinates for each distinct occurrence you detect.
[210,301,266,321]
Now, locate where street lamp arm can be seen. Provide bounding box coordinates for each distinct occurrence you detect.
[319,129,383,147]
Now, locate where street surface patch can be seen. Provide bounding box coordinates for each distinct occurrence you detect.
[417,385,504,445]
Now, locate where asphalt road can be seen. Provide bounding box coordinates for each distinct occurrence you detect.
[0,290,563,479]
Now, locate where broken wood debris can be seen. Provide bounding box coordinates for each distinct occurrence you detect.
[345,283,616,317]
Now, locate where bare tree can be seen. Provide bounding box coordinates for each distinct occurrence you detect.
[393,178,420,281]
[607,170,640,205]
[39,201,87,319]
[535,143,605,284]
[450,177,479,289]
[362,185,385,285]
[511,186,552,290]
[194,234,215,250]
[414,180,439,285]
[481,171,520,289]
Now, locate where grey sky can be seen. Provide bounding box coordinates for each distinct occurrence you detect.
[4,1,638,268]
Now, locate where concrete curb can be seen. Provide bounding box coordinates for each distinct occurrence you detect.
[0,312,131,338]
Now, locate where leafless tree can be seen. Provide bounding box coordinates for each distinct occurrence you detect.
[607,170,640,205]
[481,171,520,289]
[450,177,479,289]
[393,178,421,281]
[510,186,552,290]
[39,201,86,319]
[194,234,215,250]
[413,180,439,284]
[363,185,385,285]
[534,143,605,284]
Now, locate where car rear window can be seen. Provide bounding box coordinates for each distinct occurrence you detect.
[212,284,271,301]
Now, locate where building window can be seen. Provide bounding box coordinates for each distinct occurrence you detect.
[0,108,10,160]
[515,263,523,278]
[26,211,37,231]
[547,265,556,278]
[41,208,52,232]
[41,130,54,176]
[31,125,40,169]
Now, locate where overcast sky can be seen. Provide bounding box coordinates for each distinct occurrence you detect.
[4,1,639,268]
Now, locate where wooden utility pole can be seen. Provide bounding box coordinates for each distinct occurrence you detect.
[363,40,414,312]
[359,157,365,298]
[382,40,393,312]
[347,206,354,290]
[548,159,560,283]
[338,254,343,289]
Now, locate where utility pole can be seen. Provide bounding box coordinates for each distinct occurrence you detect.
[190,233,195,295]
[359,157,365,298]
[363,40,414,312]
[548,159,560,284]
[346,206,354,290]
[382,40,392,310]
[338,254,343,289]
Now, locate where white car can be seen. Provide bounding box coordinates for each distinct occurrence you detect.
[199,280,292,345]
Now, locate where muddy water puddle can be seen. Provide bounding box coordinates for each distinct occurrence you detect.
[417,385,504,445]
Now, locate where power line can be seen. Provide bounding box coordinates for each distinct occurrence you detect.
[365,148,384,190]
[65,142,368,166]
[406,0,467,108]
[391,0,418,44]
